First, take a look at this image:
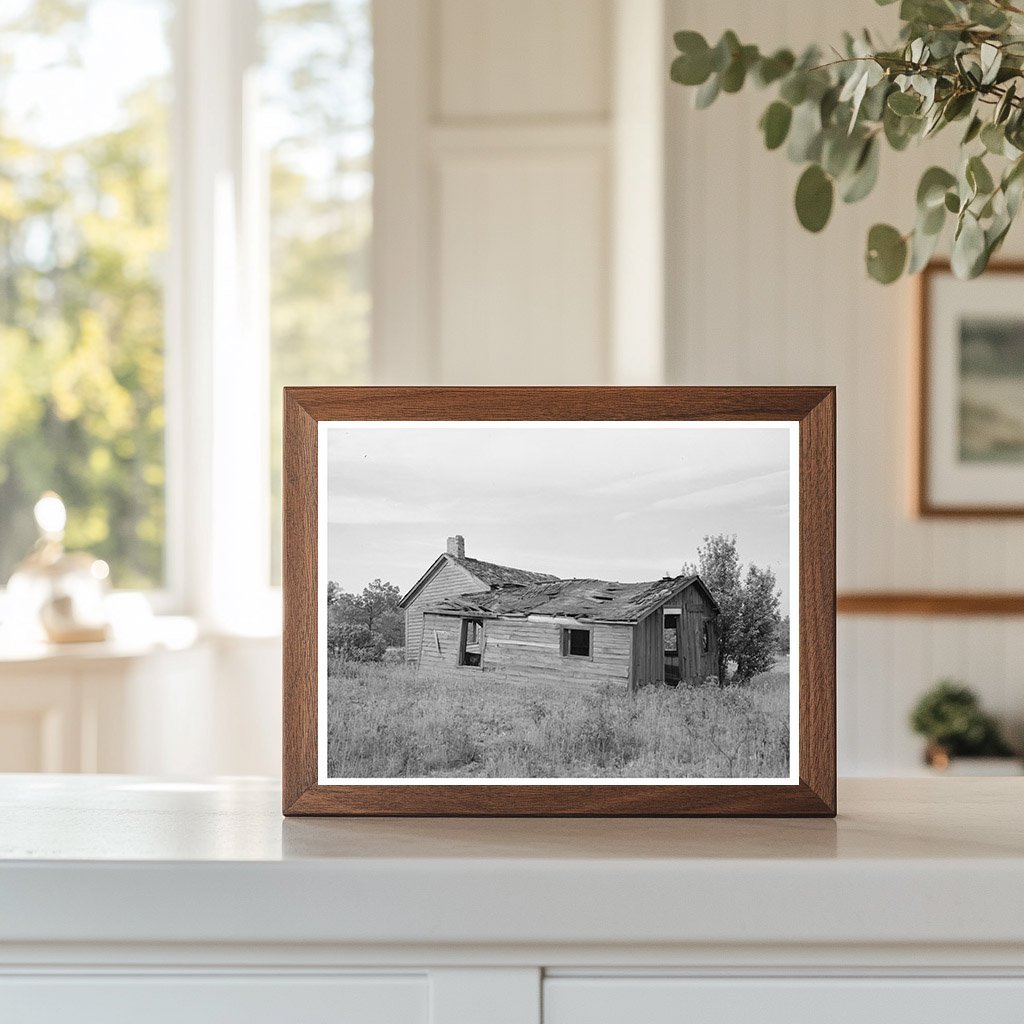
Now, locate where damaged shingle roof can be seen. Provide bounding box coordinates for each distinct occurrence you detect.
[424,574,715,624]
[448,555,559,588]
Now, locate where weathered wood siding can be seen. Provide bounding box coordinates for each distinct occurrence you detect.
[418,613,633,689]
[633,584,720,688]
[631,607,664,689]
[418,612,464,667]
[679,585,719,685]
[404,558,484,663]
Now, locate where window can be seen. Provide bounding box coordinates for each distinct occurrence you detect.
[0,0,172,589]
[0,0,373,621]
[562,627,591,659]
[458,617,483,667]
[262,0,372,582]
[664,613,679,652]
[701,620,711,653]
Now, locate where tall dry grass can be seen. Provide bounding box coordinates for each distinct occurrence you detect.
[326,657,790,779]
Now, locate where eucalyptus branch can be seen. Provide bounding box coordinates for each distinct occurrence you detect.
[670,0,1024,283]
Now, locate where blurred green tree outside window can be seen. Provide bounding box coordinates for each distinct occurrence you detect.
[0,0,172,589]
[263,0,372,583]
[0,0,372,594]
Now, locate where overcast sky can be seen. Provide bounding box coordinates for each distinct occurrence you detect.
[325,423,794,609]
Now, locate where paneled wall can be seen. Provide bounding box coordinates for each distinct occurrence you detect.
[665,0,1024,772]
[374,0,616,385]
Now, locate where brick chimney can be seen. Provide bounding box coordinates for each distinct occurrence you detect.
[446,535,465,558]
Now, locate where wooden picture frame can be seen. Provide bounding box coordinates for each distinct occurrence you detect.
[283,387,836,817]
[917,261,1024,517]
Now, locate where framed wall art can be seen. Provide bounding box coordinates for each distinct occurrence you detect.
[918,261,1024,517]
[282,387,836,816]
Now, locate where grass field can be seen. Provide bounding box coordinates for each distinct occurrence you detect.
[326,658,790,779]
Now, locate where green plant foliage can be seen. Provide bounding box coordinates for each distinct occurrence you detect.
[670,0,1024,283]
[759,101,793,149]
[909,680,1015,757]
[795,164,835,231]
[866,223,909,281]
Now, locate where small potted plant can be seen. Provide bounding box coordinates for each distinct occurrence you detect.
[909,680,1020,773]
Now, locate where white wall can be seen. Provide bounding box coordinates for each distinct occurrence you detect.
[665,0,1024,772]
[374,0,624,385]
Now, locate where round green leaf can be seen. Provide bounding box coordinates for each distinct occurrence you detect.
[952,213,987,279]
[842,137,880,203]
[962,116,983,145]
[721,44,758,93]
[880,105,921,149]
[943,92,974,123]
[710,31,740,73]
[671,32,712,86]
[795,164,834,233]
[787,101,823,162]
[694,73,721,109]
[754,49,794,87]
[917,166,957,211]
[760,101,792,150]
[823,129,862,179]
[887,91,920,116]
[779,74,807,106]
[944,190,961,214]
[981,122,1005,155]
[967,155,995,196]
[970,1,1009,29]
[920,199,945,236]
[908,223,942,274]
[866,223,908,284]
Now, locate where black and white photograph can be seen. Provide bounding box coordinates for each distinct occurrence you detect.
[318,421,798,785]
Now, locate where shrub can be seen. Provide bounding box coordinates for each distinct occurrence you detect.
[909,680,1014,758]
[328,622,386,663]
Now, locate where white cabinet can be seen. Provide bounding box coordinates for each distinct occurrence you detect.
[544,977,1024,1024]
[1,975,428,1024]
[1,778,1022,1023]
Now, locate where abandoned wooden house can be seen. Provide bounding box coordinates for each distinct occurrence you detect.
[397,536,720,690]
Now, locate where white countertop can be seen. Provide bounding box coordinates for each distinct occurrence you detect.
[2,775,1022,951]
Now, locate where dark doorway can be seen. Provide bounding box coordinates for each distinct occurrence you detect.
[664,613,681,686]
[458,617,484,666]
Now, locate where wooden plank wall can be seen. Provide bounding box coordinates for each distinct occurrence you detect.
[680,587,718,684]
[632,608,664,689]
[418,614,633,689]
[404,559,483,663]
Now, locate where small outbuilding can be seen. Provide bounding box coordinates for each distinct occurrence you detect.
[398,537,720,690]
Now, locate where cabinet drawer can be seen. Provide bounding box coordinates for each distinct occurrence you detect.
[0,974,427,1024]
[544,977,1024,1024]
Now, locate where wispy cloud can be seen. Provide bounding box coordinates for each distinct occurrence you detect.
[325,424,794,608]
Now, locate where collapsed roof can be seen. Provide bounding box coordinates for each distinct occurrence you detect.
[422,574,718,625]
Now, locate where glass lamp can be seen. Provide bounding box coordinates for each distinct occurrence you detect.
[5,493,111,644]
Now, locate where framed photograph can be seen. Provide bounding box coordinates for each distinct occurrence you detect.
[918,261,1024,516]
[283,387,835,816]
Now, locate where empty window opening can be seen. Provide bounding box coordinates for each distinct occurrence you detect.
[701,620,711,653]
[664,614,679,653]
[664,613,681,686]
[459,618,484,666]
[562,627,591,658]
